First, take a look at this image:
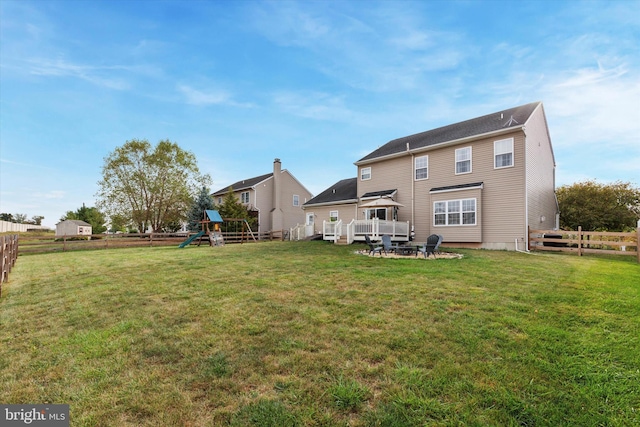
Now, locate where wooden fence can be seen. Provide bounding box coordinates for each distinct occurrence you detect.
[529,226,639,262]
[16,230,287,255]
[1,234,19,296]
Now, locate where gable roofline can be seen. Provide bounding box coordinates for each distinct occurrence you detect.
[526,102,557,166]
[211,169,312,198]
[211,172,273,196]
[281,169,314,198]
[355,101,541,166]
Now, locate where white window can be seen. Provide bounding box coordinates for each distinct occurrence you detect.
[365,208,386,220]
[329,210,338,222]
[293,195,299,206]
[217,197,222,204]
[415,155,428,180]
[241,191,250,204]
[494,138,514,168]
[455,147,472,174]
[434,198,476,226]
[360,167,371,181]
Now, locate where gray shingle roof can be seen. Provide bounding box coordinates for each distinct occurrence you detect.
[211,172,273,196]
[357,101,541,163]
[303,178,357,206]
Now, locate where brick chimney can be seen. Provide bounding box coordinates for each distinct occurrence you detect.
[271,158,284,231]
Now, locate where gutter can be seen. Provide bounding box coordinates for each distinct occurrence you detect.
[303,199,359,208]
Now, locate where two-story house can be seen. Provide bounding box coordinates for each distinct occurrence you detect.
[212,159,313,234]
[304,101,558,250]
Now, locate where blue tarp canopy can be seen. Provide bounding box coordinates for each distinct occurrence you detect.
[205,210,224,223]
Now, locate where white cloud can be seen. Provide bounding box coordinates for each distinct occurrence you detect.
[272,91,356,122]
[26,57,131,90]
[177,84,255,108]
[543,61,640,150]
[36,190,66,199]
[177,84,230,106]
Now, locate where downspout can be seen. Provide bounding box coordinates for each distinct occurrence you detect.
[523,126,529,251]
[409,143,415,240]
[254,188,260,234]
[515,237,531,254]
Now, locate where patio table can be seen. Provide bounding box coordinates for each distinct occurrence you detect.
[394,245,415,255]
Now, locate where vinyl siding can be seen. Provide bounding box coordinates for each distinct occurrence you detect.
[278,171,313,230]
[253,179,273,233]
[362,130,528,248]
[358,157,413,223]
[525,105,557,231]
[305,204,359,235]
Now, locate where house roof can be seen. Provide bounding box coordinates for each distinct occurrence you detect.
[303,178,358,207]
[356,101,541,164]
[59,219,91,227]
[211,172,273,196]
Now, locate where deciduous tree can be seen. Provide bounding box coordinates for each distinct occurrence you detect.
[96,139,211,232]
[61,205,107,234]
[557,180,640,231]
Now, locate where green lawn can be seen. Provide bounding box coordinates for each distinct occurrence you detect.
[1,242,638,426]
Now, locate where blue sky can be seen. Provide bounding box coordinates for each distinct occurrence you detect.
[1,0,639,228]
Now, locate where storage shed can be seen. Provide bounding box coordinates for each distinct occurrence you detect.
[56,220,92,237]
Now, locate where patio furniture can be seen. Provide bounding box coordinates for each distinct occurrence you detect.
[394,245,415,255]
[365,235,392,256]
[416,234,443,258]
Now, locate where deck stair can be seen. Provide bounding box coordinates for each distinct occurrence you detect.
[335,235,350,245]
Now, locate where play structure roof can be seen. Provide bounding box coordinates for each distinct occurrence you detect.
[205,210,224,223]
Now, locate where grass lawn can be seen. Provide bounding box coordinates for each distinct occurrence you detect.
[1,241,638,426]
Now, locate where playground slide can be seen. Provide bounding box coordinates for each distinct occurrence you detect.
[178,231,205,248]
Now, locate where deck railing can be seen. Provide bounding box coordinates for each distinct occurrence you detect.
[323,218,410,244]
[289,223,307,241]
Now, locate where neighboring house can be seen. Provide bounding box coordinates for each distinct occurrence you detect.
[305,101,558,250]
[56,220,92,237]
[211,159,313,233]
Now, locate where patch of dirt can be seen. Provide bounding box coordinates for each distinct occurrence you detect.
[354,250,463,259]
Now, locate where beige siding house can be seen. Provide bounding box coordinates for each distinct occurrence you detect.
[306,101,558,250]
[302,178,358,236]
[211,159,313,234]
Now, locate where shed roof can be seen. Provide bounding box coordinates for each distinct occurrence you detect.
[58,219,91,227]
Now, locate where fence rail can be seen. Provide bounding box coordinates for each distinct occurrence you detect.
[16,231,287,255]
[1,234,19,296]
[529,226,639,262]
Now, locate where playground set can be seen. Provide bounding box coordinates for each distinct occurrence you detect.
[178,210,257,248]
